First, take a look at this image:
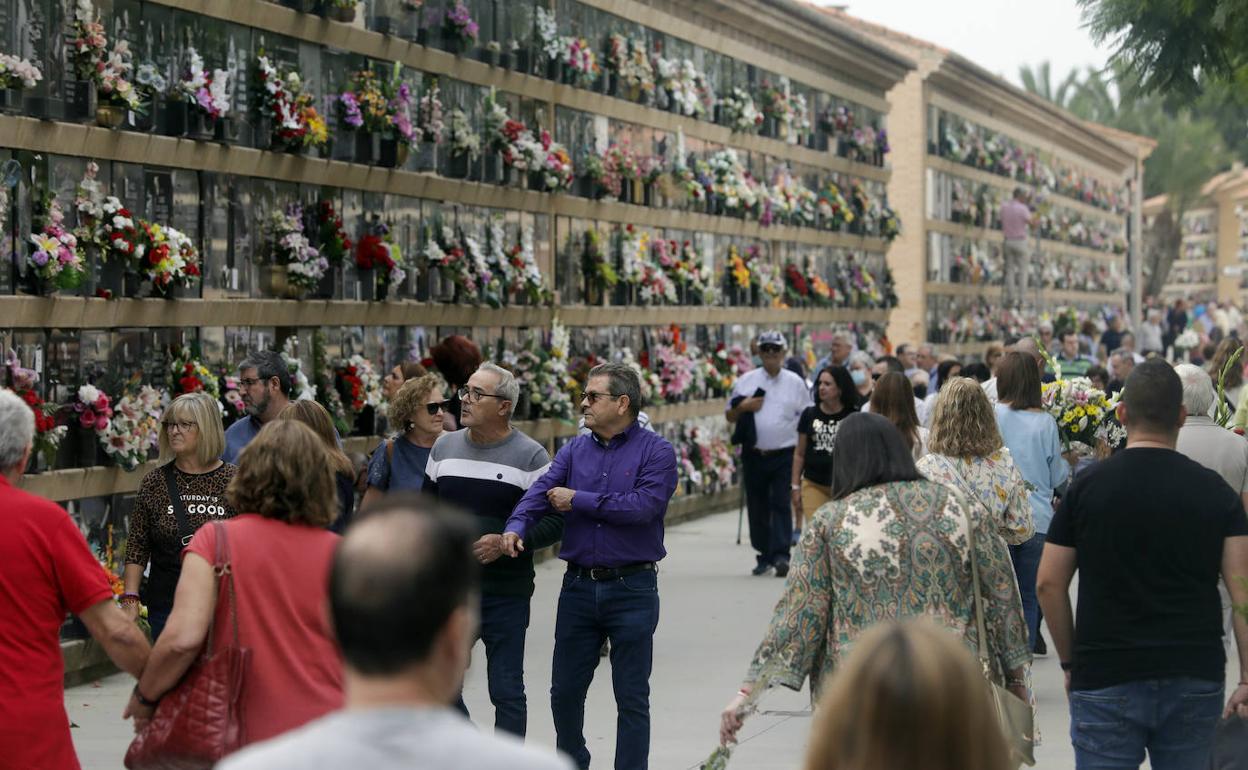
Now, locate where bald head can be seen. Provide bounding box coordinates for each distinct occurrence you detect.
[330,498,478,675]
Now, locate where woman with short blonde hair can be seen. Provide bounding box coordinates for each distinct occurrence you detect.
[803,618,1012,770]
[127,420,344,745]
[278,400,356,532]
[363,373,446,506]
[124,391,237,639]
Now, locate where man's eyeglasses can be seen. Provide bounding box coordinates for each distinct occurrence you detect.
[457,387,507,404]
[162,420,198,433]
[582,391,623,404]
[424,401,449,416]
[871,373,883,381]
[238,376,275,388]
[759,344,783,353]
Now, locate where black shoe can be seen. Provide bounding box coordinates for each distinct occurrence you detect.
[751,563,773,576]
[1033,635,1047,656]
[774,560,790,578]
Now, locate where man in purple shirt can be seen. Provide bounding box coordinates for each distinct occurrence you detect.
[999,187,1033,309]
[502,362,678,770]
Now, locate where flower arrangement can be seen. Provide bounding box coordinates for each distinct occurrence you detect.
[582,228,619,296]
[259,204,327,291]
[1040,372,1121,452]
[27,193,86,291]
[504,322,576,420]
[97,195,141,267]
[255,55,326,150]
[535,7,562,61]
[140,222,202,292]
[654,344,695,401]
[783,262,809,305]
[5,353,65,467]
[338,65,415,144]
[445,108,480,158]
[1174,328,1200,352]
[335,354,384,416]
[355,220,407,289]
[281,337,315,402]
[533,130,575,192]
[719,87,762,133]
[314,200,352,266]
[99,384,164,470]
[506,227,549,304]
[171,350,221,399]
[219,374,246,426]
[71,0,140,110]
[707,149,760,214]
[442,1,479,50]
[175,47,232,119]
[562,38,600,88]
[727,244,753,289]
[415,77,444,143]
[69,383,112,437]
[605,34,655,98]
[0,52,43,89]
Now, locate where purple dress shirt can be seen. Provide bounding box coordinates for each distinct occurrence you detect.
[505,420,678,568]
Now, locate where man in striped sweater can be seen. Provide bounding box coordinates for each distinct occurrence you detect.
[424,362,560,740]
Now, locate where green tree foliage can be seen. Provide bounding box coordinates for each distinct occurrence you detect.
[1079,0,1248,97]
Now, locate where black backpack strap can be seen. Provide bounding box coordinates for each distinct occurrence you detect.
[162,462,195,547]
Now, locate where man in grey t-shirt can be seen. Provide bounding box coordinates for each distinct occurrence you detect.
[217,499,572,770]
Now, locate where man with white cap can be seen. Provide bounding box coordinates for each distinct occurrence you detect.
[726,331,812,577]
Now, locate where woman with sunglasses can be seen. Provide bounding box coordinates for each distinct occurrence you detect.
[362,373,447,506]
[123,392,237,639]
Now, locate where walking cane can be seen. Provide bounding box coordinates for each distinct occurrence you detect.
[736,478,745,545]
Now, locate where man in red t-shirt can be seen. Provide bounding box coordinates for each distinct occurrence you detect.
[0,390,151,770]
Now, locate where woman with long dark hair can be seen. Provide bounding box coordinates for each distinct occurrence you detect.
[720,413,1029,745]
[869,371,927,459]
[790,366,860,534]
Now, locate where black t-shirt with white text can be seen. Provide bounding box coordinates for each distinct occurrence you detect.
[1047,448,1248,690]
[797,405,854,487]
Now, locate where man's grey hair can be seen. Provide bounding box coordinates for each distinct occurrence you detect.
[239,350,292,395]
[0,389,35,470]
[588,362,642,418]
[477,362,519,418]
[1038,321,1054,333]
[1175,363,1214,416]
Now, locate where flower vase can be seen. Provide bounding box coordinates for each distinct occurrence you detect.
[65,424,102,469]
[762,117,777,138]
[324,3,359,22]
[354,132,380,165]
[415,142,437,172]
[545,58,563,82]
[583,276,602,306]
[357,268,377,301]
[168,101,215,140]
[479,47,499,67]
[214,116,242,144]
[283,0,316,10]
[0,89,22,113]
[515,48,533,74]
[950,264,962,284]
[415,26,429,46]
[605,73,619,97]
[432,269,456,303]
[498,50,513,70]
[642,182,655,207]
[67,80,97,123]
[528,171,545,192]
[751,285,762,307]
[313,265,341,299]
[378,138,409,168]
[96,259,141,299]
[816,132,829,152]
[620,178,634,204]
[259,265,306,300]
[441,36,466,56]
[96,103,127,129]
[481,152,504,184]
[374,14,398,35]
[446,152,471,179]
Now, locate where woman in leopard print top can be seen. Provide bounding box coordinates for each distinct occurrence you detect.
[123,393,237,639]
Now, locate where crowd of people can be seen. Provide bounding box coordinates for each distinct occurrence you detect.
[2,315,1248,770]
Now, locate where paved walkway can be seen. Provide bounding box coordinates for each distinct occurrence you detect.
[69,506,1229,768]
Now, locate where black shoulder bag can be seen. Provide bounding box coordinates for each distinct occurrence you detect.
[162,462,197,548]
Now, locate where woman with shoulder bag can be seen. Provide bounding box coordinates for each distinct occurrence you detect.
[720,413,1032,759]
[361,374,445,506]
[123,392,237,640]
[123,420,344,751]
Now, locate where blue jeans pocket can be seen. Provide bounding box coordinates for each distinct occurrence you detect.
[1176,684,1224,729]
[618,569,658,593]
[1071,692,1130,755]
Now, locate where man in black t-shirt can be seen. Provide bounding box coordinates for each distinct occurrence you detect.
[1038,360,1248,770]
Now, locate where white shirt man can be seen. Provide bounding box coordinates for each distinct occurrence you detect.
[730,364,812,451]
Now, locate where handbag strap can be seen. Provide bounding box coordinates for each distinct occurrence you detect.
[162,462,195,547]
[954,480,995,676]
[205,521,241,655]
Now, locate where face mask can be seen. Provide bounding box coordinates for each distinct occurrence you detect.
[913,384,928,400]
[851,370,866,386]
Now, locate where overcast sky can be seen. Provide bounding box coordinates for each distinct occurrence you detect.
[819,0,1114,89]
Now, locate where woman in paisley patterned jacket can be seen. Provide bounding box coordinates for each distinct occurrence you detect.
[720,412,1031,745]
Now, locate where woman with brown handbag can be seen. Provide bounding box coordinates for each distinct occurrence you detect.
[123,420,344,761]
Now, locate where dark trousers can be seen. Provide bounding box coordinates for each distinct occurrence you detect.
[147,605,171,641]
[742,449,794,567]
[458,593,531,738]
[1009,532,1044,648]
[551,568,660,770]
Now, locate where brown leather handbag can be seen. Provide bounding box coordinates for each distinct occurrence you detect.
[125,521,250,770]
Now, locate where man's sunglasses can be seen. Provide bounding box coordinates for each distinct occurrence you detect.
[759,344,783,353]
[424,401,450,416]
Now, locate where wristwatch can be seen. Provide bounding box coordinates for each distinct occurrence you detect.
[133,685,161,708]
[790,484,801,491]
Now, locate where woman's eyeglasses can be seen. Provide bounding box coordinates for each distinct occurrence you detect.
[162,420,198,433]
[424,401,449,416]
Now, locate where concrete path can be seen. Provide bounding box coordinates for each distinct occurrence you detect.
[69,506,1232,768]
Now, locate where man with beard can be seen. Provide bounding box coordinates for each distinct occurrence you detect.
[502,363,678,770]
[223,350,294,463]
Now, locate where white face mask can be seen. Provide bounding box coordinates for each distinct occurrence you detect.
[851,370,866,386]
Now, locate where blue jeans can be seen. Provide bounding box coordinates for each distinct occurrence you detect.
[1071,677,1224,769]
[1009,532,1044,648]
[551,568,660,770]
[467,594,530,738]
[742,450,793,567]
[147,605,171,642]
